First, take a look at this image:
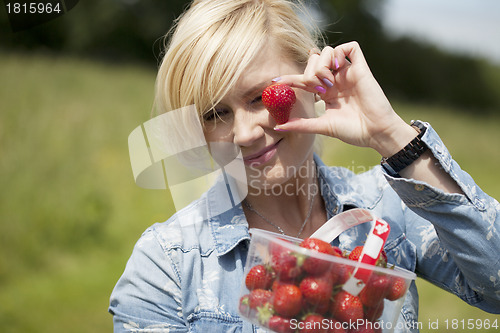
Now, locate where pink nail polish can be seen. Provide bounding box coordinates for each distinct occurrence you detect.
[274,126,288,132]
[315,85,326,94]
[334,57,339,70]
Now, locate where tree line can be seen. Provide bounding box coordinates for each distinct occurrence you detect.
[1,0,497,113]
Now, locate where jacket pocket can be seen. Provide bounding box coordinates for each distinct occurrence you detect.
[385,233,417,273]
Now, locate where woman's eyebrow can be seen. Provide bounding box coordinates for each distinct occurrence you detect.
[241,79,272,99]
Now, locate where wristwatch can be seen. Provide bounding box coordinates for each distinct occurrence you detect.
[381,121,428,177]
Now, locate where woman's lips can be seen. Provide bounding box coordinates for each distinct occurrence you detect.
[243,140,281,166]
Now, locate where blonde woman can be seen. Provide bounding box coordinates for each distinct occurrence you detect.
[109,0,500,331]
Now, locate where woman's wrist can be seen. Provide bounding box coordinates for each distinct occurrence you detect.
[371,121,419,158]
[381,122,428,177]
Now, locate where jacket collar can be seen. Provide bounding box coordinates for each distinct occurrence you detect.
[205,170,250,257]
[314,154,367,217]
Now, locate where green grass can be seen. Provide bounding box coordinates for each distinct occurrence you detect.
[0,53,174,332]
[0,53,499,332]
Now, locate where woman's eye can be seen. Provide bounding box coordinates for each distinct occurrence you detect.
[203,110,217,122]
[203,108,229,122]
[251,95,263,104]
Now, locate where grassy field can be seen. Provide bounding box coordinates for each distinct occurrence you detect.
[0,53,499,332]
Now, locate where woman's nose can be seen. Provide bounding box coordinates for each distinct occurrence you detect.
[232,108,266,147]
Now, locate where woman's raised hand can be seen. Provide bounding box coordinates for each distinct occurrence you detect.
[275,42,417,157]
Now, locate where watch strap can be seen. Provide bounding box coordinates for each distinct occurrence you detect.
[381,123,428,177]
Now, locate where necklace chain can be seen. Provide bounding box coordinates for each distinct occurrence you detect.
[243,189,317,238]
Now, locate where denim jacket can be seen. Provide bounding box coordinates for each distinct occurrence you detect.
[109,121,500,332]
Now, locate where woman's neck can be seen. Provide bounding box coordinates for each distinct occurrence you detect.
[243,156,326,238]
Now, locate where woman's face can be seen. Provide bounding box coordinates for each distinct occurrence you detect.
[202,46,316,192]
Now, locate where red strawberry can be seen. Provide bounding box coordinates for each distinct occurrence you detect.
[299,276,333,312]
[300,238,337,254]
[272,279,289,291]
[245,264,273,290]
[328,262,353,286]
[330,291,364,323]
[300,238,340,275]
[364,301,384,322]
[268,315,295,333]
[262,83,296,124]
[311,298,331,316]
[332,246,343,257]
[271,249,303,281]
[249,289,273,309]
[269,238,294,257]
[299,314,328,333]
[386,276,407,301]
[348,246,387,268]
[239,294,251,316]
[347,246,363,261]
[359,273,391,307]
[273,284,303,318]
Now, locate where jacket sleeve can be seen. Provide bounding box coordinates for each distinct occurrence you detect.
[384,121,500,313]
[109,227,188,332]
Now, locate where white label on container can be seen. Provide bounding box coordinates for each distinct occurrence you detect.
[362,233,384,259]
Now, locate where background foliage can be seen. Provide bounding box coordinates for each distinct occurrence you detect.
[1,0,499,332]
[2,0,499,113]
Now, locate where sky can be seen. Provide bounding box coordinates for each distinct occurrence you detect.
[380,0,500,64]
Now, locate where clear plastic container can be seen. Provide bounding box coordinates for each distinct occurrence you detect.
[239,228,416,333]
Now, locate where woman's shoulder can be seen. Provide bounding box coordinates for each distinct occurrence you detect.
[139,194,213,253]
[345,165,391,208]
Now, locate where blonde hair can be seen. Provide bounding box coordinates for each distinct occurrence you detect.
[154,0,322,117]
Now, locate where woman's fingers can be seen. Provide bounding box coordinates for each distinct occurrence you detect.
[316,46,336,84]
[274,74,315,92]
[274,42,399,148]
[332,42,370,83]
[276,42,366,90]
[333,42,365,66]
[277,45,340,95]
[303,52,330,94]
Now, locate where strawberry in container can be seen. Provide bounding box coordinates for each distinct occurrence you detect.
[239,209,416,333]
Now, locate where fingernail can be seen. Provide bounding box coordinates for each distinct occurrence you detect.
[274,126,288,132]
[334,57,339,70]
[315,85,326,94]
[271,77,282,82]
[322,78,334,87]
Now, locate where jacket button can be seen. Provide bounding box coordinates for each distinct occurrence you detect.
[414,184,425,191]
[474,198,485,210]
